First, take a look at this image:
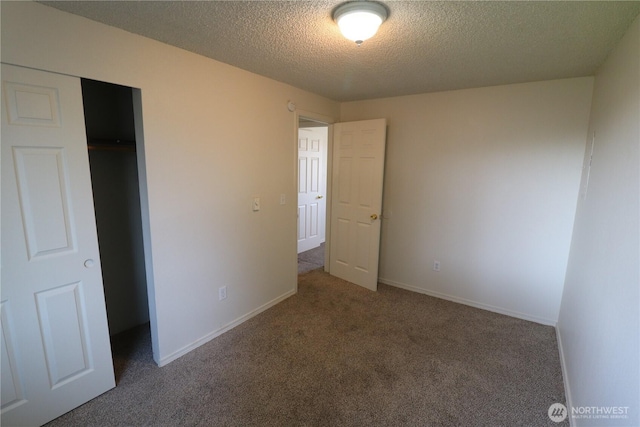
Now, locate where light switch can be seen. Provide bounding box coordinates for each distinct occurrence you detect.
[253,197,261,211]
[280,194,286,205]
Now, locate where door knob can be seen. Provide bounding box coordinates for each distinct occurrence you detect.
[370,214,378,220]
[316,195,324,199]
[84,259,95,268]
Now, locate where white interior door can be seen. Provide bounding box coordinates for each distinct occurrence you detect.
[329,119,387,291]
[1,64,115,426]
[297,126,327,254]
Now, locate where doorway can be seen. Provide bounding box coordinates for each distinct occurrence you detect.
[81,79,153,378]
[297,117,328,274]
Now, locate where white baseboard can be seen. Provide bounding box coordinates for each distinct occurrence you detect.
[378,277,557,326]
[556,326,574,426]
[158,289,297,367]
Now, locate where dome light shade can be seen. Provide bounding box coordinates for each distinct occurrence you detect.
[333,2,388,46]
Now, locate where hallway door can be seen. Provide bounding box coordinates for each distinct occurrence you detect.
[297,126,327,253]
[329,119,387,291]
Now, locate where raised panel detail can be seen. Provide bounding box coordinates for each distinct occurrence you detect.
[338,158,352,203]
[310,138,320,152]
[4,82,61,127]
[1,301,27,412]
[340,132,354,149]
[309,203,318,238]
[298,157,308,193]
[35,283,93,388]
[13,147,76,260]
[298,205,306,240]
[310,157,320,192]
[298,137,308,151]
[361,129,377,149]
[336,218,350,265]
[358,157,374,208]
[355,223,371,272]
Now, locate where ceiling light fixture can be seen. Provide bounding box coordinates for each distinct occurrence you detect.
[333,1,388,46]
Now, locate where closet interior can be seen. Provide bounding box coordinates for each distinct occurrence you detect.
[82,79,150,339]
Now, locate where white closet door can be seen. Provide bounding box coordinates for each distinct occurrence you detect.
[1,64,115,426]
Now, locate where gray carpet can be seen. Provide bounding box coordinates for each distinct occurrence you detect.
[298,242,325,274]
[46,270,567,426]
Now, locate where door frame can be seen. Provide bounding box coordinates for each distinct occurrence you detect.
[294,109,334,286]
[131,88,160,364]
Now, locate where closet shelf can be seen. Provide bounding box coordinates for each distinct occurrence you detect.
[88,138,136,152]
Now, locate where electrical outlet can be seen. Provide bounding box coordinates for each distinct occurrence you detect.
[433,260,440,272]
[219,286,227,301]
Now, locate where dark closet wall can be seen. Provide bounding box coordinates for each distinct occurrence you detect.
[83,80,149,336]
[83,79,135,142]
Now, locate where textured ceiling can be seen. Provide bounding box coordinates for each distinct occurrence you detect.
[40,1,640,102]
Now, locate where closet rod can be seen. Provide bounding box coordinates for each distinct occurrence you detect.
[87,138,136,152]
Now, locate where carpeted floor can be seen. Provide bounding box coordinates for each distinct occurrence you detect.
[298,242,325,274]
[46,270,567,426]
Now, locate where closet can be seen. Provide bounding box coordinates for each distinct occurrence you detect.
[82,79,150,336]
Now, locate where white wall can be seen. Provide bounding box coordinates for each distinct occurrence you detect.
[341,78,593,325]
[1,1,340,365]
[558,16,639,427]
